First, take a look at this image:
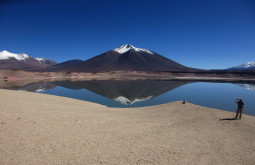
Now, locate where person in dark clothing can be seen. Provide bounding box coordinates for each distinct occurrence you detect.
[234,99,244,120]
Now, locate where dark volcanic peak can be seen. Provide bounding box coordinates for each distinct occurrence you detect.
[0,50,57,71]
[51,44,198,72]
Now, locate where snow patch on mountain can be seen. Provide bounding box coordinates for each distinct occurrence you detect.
[35,58,45,62]
[35,58,45,61]
[114,44,154,54]
[114,95,153,105]
[0,50,29,60]
[227,61,255,70]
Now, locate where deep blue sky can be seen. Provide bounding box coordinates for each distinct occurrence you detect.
[0,0,254,69]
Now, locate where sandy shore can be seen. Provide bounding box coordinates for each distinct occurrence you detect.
[0,89,255,165]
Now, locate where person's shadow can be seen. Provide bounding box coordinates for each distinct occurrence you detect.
[219,118,238,121]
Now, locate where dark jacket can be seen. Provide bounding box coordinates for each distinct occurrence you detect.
[236,100,244,108]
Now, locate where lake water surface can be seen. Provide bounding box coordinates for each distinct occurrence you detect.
[1,80,255,116]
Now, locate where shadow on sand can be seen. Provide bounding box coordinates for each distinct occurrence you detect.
[219,118,239,121]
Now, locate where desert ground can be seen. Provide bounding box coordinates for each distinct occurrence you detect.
[0,89,255,165]
[1,70,255,82]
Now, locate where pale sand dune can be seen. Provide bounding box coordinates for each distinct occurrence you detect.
[0,89,255,165]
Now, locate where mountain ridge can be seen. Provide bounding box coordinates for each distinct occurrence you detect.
[2,45,253,73]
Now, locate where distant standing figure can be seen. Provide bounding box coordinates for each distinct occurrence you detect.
[234,99,244,120]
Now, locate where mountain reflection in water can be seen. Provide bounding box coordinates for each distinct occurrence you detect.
[234,83,255,91]
[48,80,191,105]
[0,80,57,92]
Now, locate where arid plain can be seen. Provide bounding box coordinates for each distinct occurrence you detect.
[1,89,255,165]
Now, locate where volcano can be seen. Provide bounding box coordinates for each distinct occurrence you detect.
[49,44,198,72]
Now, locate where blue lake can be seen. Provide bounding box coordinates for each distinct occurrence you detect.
[1,80,255,116]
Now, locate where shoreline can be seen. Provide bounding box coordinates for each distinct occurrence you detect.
[1,70,255,82]
[1,76,255,82]
[1,89,255,164]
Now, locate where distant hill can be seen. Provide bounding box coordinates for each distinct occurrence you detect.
[0,50,56,71]
[48,44,200,72]
[46,59,83,71]
[226,62,255,71]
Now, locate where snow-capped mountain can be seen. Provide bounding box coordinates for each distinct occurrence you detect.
[49,44,198,72]
[227,62,255,71]
[0,50,57,70]
[114,44,154,54]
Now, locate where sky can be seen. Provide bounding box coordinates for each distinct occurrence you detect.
[0,0,254,69]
